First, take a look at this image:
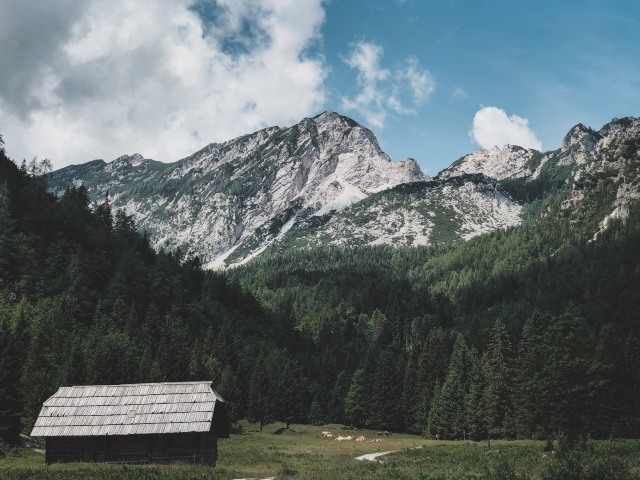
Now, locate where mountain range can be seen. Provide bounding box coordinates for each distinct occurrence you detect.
[49,111,639,268]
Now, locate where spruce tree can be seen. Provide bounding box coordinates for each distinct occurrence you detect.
[344,369,367,427]
[426,334,471,439]
[0,181,17,285]
[401,348,420,432]
[274,361,301,428]
[623,331,640,435]
[137,346,164,383]
[540,307,599,442]
[0,316,23,444]
[465,348,486,440]
[368,348,402,430]
[219,365,243,424]
[512,310,550,439]
[329,370,351,425]
[248,352,271,432]
[483,320,513,438]
[416,329,447,431]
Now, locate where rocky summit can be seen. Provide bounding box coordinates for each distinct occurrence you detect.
[50,111,430,268]
[438,117,637,184]
[49,112,639,268]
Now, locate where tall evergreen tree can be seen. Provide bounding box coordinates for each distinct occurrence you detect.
[401,348,420,432]
[464,348,486,440]
[415,329,447,431]
[344,369,368,427]
[218,365,243,424]
[0,314,22,444]
[273,361,301,428]
[368,348,403,430]
[483,320,513,438]
[513,310,550,439]
[426,334,471,439]
[248,352,271,432]
[540,307,602,442]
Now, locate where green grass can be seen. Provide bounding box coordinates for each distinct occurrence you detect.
[2,423,640,479]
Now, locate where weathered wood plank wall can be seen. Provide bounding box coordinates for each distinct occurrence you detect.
[46,432,217,465]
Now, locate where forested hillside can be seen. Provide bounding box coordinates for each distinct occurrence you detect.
[230,194,640,440]
[0,136,295,446]
[1,124,639,450]
[228,122,640,440]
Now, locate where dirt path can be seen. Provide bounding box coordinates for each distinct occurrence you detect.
[355,451,396,461]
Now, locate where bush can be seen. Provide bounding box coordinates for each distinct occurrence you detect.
[541,436,636,480]
[276,463,299,476]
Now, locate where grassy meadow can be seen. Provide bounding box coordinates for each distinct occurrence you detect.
[1,422,640,479]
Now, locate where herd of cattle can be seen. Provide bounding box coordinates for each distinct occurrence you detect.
[321,431,390,443]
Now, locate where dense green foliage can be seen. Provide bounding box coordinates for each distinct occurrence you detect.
[229,173,640,439]
[0,141,297,444]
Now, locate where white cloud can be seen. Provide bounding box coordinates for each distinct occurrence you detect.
[0,0,327,168]
[470,106,542,150]
[452,87,468,100]
[340,41,390,128]
[398,57,434,105]
[387,95,416,115]
[341,41,433,128]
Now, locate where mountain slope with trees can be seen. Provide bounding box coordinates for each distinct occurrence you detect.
[1,112,639,449]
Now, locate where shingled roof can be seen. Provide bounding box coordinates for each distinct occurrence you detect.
[30,381,225,437]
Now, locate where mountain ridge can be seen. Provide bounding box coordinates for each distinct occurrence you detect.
[50,110,429,267]
[49,112,639,268]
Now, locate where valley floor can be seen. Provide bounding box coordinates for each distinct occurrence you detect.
[2,421,640,479]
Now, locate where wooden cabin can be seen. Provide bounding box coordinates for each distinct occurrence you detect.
[30,381,229,465]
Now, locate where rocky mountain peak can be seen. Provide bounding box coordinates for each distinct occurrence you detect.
[562,124,597,152]
[438,116,639,183]
[50,110,428,268]
[598,116,636,137]
[437,143,538,181]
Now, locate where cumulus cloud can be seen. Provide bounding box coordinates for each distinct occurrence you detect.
[341,41,433,128]
[0,0,327,168]
[470,106,542,150]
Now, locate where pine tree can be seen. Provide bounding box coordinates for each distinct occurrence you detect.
[623,331,640,435]
[137,346,164,383]
[344,370,368,427]
[21,297,78,427]
[0,181,17,285]
[0,316,23,444]
[540,307,600,442]
[483,320,513,438]
[219,365,243,424]
[401,348,420,432]
[465,348,486,440]
[425,382,444,439]
[274,361,301,428]
[368,348,403,430]
[594,323,634,438]
[512,310,550,439]
[248,352,271,432]
[426,334,471,439]
[329,370,351,424]
[415,329,447,431]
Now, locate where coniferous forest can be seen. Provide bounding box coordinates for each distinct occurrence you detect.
[1,132,639,451]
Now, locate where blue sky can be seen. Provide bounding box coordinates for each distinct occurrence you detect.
[316,0,640,174]
[0,0,638,173]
